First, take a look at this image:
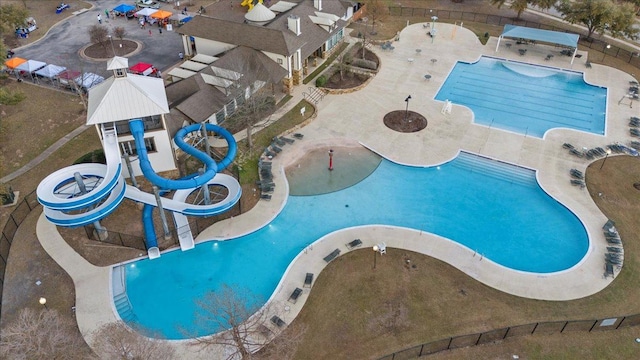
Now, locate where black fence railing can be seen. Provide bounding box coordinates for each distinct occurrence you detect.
[0,190,41,323]
[378,314,640,359]
[388,7,640,69]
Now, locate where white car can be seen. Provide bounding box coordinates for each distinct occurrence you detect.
[137,0,160,9]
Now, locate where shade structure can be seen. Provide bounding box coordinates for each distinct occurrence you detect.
[135,8,158,17]
[150,10,172,19]
[35,64,67,78]
[130,62,155,76]
[113,4,135,13]
[16,59,47,73]
[4,57,27,69]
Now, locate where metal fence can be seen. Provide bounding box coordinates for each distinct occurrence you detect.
[378,314,640,360]
[0,190,41,323]
[388,7,640,69]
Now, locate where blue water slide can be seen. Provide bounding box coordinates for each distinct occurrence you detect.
[142,204,158,249]
[128,120,236,190]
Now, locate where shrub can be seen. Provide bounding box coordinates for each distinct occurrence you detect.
[0,87,25,105]
[113,26,126,40]
[351,58,377,70]
[316,75,327,87]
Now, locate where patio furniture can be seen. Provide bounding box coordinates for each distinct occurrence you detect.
[288,287,303,303]
[424,74,432,81]
[270,315,286,327]
[304,273,314,288]
[347,239,362,249]
[518,49,527,56]
[323,249,341,263]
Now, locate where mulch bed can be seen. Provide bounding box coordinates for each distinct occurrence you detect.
[383,110,427,133]
[83,39,138,60]
[324,71,369,89]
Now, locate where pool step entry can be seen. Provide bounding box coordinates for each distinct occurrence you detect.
[114,293,138,322]
[454,152,536,187]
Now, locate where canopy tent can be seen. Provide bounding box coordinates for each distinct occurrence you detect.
[16,59,47,73]
[35,64,67,79]
[151,10,172,20]
[75,72,105,91]
[113,4,135,13]
[135,8,158,17]
[57,70,82,89]
[496,25,581,64]
[130,62,156,76]
[4,57,27,69]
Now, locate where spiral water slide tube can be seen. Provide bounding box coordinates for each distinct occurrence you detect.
[127,120,241,253]
[37,121,241,259]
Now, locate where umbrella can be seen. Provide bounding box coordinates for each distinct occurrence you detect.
[4,57,27,69]
[113,4,135,13]
[135,8,158,17]
[150,10,172,19]
[16,59,47,73]
[35,64,67,79]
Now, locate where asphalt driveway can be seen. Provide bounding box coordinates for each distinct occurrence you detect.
[14,0,184,76]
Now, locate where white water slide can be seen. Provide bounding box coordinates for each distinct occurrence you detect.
[37,123,241,257]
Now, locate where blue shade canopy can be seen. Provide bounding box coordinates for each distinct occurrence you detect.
[500,25,579,48]
[113,4,135,13]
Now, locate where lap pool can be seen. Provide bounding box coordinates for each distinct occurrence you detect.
[435,56,607,137]
[115,151,588,339]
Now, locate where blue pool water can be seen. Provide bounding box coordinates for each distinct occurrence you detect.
[435,56,607,137]
[119,152,588,339]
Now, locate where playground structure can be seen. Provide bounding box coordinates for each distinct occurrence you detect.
[241,0,263,11]
[36,57,241,259]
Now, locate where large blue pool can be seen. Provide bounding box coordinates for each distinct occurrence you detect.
[117,152,589,339]
[435,56,607,137]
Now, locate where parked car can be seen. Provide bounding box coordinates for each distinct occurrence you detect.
[137,0,160,9]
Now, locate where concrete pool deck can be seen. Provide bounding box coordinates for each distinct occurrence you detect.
[37,23,637,357]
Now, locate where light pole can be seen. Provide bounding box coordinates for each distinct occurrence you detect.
[600,149,612,170]
[372,245,379,269]
[108,35,117,57]
[404,95,412,122]
[39,297,48,310]
[602,44,611,62]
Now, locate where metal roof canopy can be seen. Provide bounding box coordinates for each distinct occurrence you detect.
[496,25,580,64]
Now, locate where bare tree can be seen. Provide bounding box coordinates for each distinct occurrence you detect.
[91,321,176,360]
[337,51,352,81]
[0,308,93,359]
[113,26,126,41]
[362,0,388,35]
[357,31,371,59]
[89,24,109,47]
[230,87,276,150]
[254,322,308,360]
[189,284,282,360]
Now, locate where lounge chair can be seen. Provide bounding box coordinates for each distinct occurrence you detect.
[261,194,272,201]
[607,246,623,253]
[606,237,622,245]
[569,148,584,157]
[518,49,527,56]
[603,219,616,231]
[264,150,276,158]
[323,249,341,263]
[630,141,640,150]
[273,137,286,146]
[604,263,614,278]
[304,273,314,288]
[259,324,272,337]
[270,315,286,327]
[288,287,303,303]
[570,179,585,187]
[631,128,640,137]
[271,144,282,153]
[346,239,362,249]
[570,169,584,179]
[562,143,575,149]
[281,137,295,144]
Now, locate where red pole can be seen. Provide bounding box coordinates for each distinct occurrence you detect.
[328,149,334,171]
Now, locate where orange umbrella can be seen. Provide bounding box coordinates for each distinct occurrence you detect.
[150,10,172,20]
[5,57,27,69]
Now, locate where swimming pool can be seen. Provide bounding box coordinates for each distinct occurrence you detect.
[435,56,607,137]
[116,151,588,339]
